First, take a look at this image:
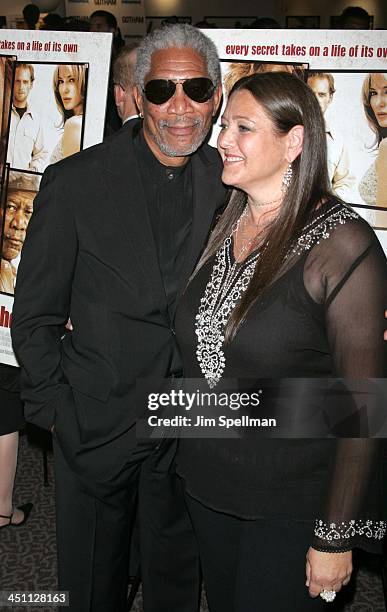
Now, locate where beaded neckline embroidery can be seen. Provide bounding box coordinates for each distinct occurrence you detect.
[196,239,260,388]
[195,203,359,388]
[289,203,359,256]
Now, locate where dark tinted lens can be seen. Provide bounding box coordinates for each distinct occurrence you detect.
[183,78,214,102]
[144,80,176,104]
[144,78,215,105]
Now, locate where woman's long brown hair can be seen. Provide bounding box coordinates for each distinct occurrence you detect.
[194,71,338,342]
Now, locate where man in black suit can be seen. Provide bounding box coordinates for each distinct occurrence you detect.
[12,24,225,612]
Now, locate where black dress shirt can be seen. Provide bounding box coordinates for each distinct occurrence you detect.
[134,127,193,376]
[134,127,193,323]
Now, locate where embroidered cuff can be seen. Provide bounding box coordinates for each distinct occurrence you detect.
[314,519,386,543]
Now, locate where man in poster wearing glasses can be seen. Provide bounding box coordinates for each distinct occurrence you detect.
[12,25,224,612]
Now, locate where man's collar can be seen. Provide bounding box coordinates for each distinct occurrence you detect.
[12,101,33,116]
[123,114,140,124]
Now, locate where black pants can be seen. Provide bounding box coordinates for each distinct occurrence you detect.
[186,494,345,612]
[139,447,201,612]
[54,439,200,612]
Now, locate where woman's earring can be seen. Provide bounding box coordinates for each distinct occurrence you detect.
[139,111,144,119]
[281,163,293,192]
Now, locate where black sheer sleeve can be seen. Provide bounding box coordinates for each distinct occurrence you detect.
[303,215,387,553]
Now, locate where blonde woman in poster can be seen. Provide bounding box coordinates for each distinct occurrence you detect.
[359,73,387,214]
[175,72,386,611]
[50,64,85,163]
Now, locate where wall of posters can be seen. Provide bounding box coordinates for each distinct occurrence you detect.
[0,28,111,365]
[64,0,146,40]
[0,27,386,364]
[206,29,387,253]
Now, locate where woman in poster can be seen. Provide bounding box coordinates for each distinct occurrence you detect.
[50,64,86,162]
[359,73,387,209]
[175,72,386,611]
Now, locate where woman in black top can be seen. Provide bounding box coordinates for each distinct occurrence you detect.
[175,72,386,611]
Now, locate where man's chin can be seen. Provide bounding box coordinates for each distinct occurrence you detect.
[3,250,20,261]
[158,137,204,158]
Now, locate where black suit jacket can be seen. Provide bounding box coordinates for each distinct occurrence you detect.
[11,121,227,487]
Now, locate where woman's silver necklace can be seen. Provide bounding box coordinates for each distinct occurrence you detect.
[250,194,283,209]
[234,203,275,261]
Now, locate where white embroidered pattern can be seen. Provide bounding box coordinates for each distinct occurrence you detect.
[314,519,386,541]
[289,204,359,255]
[195,204,360,388]
[195,237,259,388]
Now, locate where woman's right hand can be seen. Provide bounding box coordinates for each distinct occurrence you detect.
[305,547,353,598]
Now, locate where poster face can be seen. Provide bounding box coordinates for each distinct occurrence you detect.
[206,29,387,251]
[0,169,37,297]
[0,29,111,365]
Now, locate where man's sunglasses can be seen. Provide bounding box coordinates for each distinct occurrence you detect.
[143,77,215,105]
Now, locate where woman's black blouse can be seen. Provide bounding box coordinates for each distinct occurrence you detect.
[175,201,387,554]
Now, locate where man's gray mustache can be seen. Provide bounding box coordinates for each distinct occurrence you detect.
[159,118,203,128]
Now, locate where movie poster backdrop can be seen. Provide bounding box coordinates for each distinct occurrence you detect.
[0,29,111,365]
[206,29,387,249]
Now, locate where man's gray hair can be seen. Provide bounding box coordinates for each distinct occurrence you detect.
[134,24,220,89]
[113,43,139,90]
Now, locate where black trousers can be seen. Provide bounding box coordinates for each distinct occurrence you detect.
[54,438,200,612]
[139,447,201,612]
[186,494,345,612]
